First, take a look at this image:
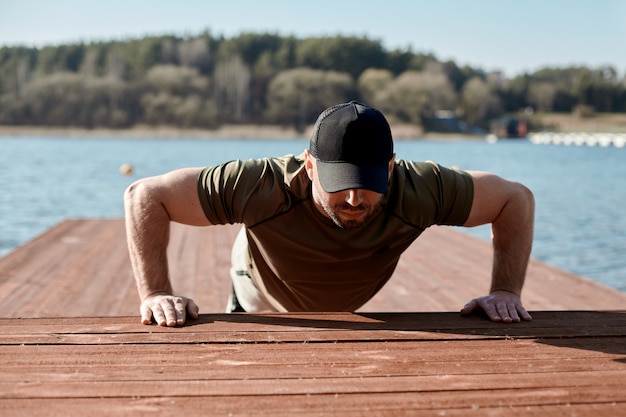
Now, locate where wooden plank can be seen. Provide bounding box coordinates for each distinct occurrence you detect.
[366,224,626,312]
[0,219,138,317]
[2,337,624,368]
[1,216,625,416]
[3,371,626,398]
[0,312,625,415]
[2,338,624,377]
[1,397,624,417]
[2,310,625,334]
[0,352,620,382]
[1,311,625,343]
[0,220,236,318]
[1,219,626,318]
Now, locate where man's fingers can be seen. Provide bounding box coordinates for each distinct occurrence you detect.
[173,297,201,324]
[507,304,521,323]
[140,295,200,327]
[518,305,533,321]
[461,293,531,323]
[151,304,167,326]
[174,298,188,325]
[187,298,200,319]
[496,302,511,322]
[161,301,179,327]
[140,303,154,325]
[503,301,533,323]
[460,299,477,315]
[483,303,501,322]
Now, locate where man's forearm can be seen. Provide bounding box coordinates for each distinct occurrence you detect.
[124,180,173,300]
[489,185,535,296]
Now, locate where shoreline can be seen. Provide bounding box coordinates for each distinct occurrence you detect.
[0,124,484,141]
[2,113,625,141]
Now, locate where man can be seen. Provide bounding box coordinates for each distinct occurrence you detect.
[124,101,535,327]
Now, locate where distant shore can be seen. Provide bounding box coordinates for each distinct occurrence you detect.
[0,123,481,141]
[0,124,307,140]
[2,112,625,140]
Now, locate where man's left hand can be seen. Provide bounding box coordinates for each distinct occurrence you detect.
[461,291,532,323]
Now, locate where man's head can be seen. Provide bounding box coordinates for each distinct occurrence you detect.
[308,101,394,194]
[305,102,395,229]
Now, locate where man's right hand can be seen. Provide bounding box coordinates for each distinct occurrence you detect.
[140,294,199,326]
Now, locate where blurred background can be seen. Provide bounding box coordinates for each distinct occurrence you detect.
[1,0,625,134]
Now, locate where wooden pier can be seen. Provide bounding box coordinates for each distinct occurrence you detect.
[1,219,625,415]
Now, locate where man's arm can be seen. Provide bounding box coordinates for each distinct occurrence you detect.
[460,171,535,323]
[124,167,211,326]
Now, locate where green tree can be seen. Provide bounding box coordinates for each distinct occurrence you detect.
[295,36,386,79]
[18,72,135,127]
[144,64,209,95]
[384,49,417,75]
[21,72,86,125]
[265,68,355,130]
[36,44,85,75]
[527,81,556,112]
[357,68,394,107]
[105,44,128,80]
[219,33,285,67]
[116,36,181,80]
[461,76,502,126]
[83,76,135,127]
[378,70,457,125]
[500,74,530,111]
[141,64,215,127]
[0,47,36,98]
[213,55,251,123]
[177,36,214,74]
[443,61,483,92]
[1,32,624,128]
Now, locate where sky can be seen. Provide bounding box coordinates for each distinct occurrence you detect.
[1,0,625,77]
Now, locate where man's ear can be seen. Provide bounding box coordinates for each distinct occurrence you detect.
[304,149,315,181]
[388,153,396,177]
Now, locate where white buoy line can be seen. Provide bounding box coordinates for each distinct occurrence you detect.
[528,132,626,148]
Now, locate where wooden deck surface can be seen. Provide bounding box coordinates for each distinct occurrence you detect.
[1,311,625,415]
[1,220,626,415]
[1,218,625,318]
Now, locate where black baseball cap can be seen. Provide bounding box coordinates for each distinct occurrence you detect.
[309,101,394,193]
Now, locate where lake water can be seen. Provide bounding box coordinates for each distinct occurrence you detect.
[1,136,625,292]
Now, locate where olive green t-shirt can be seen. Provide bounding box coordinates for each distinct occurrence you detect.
[197,153,473,311]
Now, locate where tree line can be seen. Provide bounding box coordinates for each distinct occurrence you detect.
[1,32,624,132]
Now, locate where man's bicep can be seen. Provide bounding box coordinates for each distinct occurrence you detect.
[156,168,212,226]
[463,171,514,227]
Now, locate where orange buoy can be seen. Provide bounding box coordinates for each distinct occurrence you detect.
[119,163,134,175]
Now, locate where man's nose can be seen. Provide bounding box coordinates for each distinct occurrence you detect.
[346,189,363,207]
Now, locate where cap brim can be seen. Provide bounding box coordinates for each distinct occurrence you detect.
[316,161,389,193]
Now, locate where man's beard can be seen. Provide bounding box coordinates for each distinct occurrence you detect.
[321,200,382,229]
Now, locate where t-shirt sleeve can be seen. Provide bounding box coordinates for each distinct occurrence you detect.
[196,156,305,226]
[429,162,474,226]
[393,160,474,227]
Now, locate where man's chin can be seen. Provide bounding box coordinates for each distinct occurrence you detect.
[323,204,381,229]
[334,213,369,229]
[338,220,366,229]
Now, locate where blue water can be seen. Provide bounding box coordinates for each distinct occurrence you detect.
[1,136,625,292]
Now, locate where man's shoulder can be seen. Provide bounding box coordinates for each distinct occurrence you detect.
[235,153,305,173]
[211,153,306,184]
[197,154,309,225]
[236,153,309,197]
[391,160,442,187]
[389,159,474,227]
[394,159,439,173]
[393,160,470,181]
